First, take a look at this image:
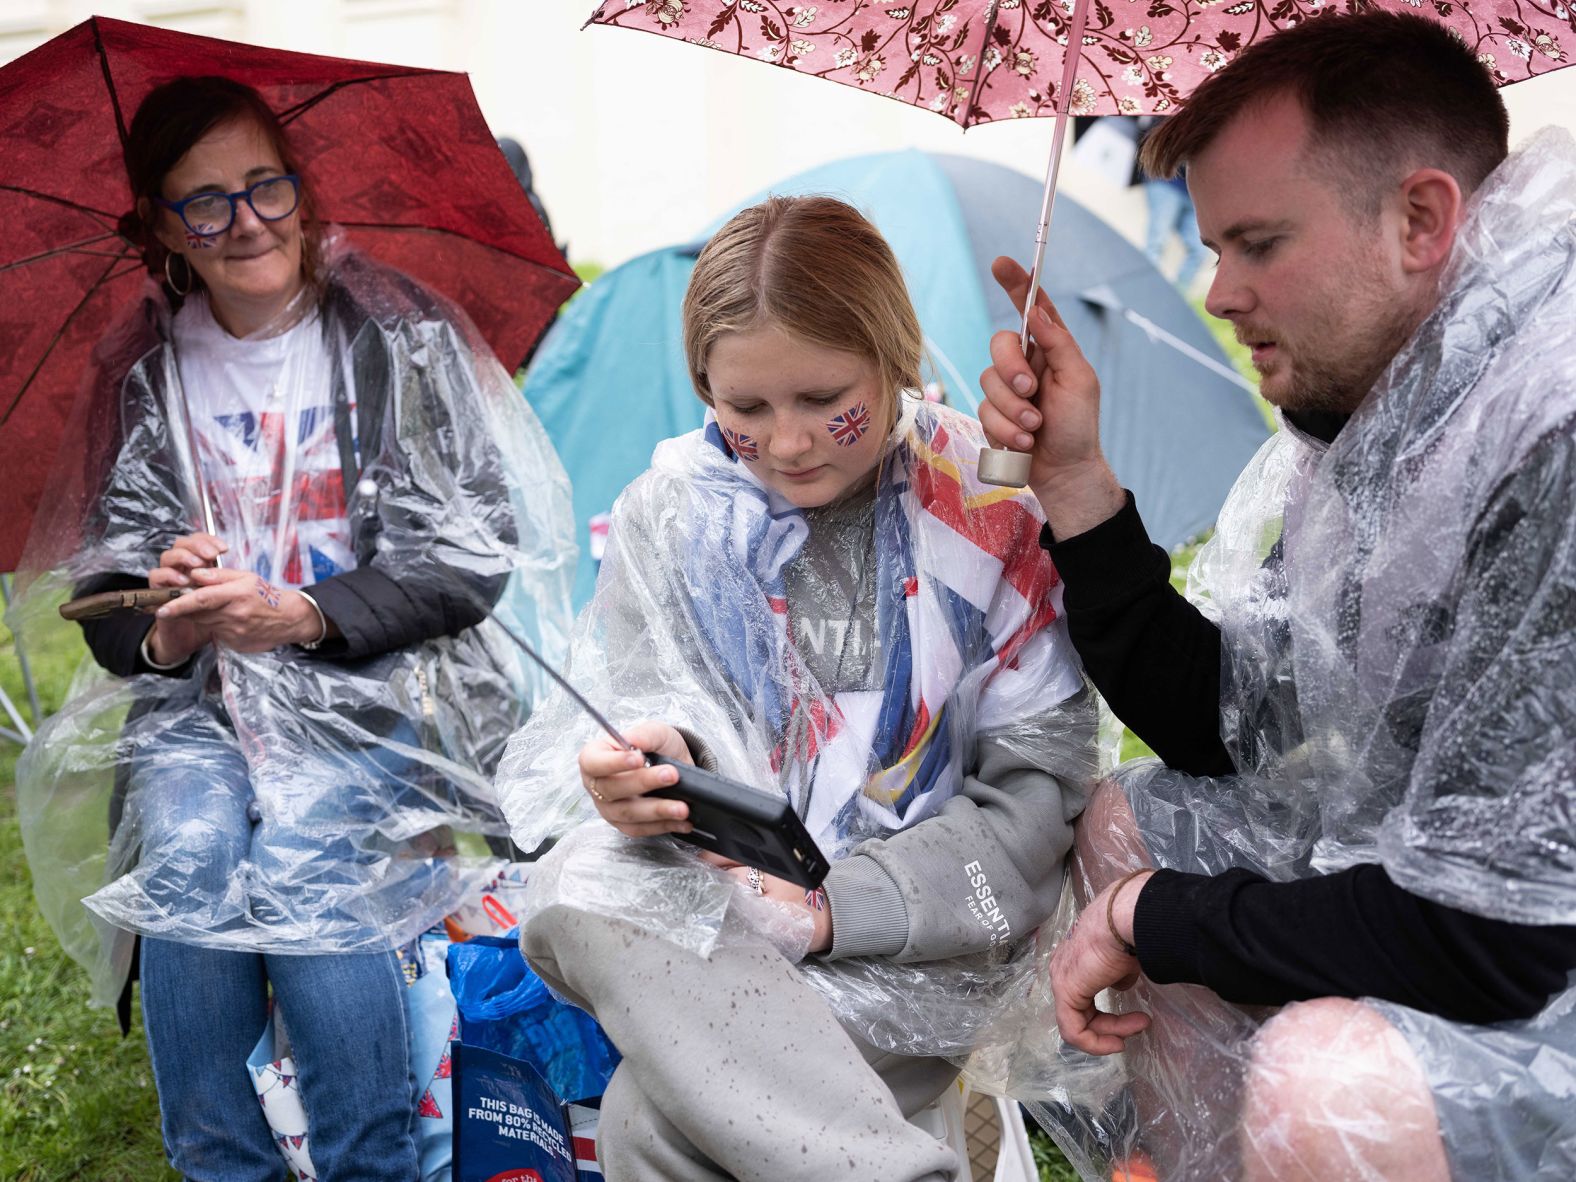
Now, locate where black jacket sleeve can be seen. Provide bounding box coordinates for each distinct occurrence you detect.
[304,564,504,661]
[73,572,192,679]
[1135,865,1576,1024]
[1045,492,1576,1023]
[1043,493,1233,776]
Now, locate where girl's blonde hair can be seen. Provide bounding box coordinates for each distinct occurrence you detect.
[682,196,923,437]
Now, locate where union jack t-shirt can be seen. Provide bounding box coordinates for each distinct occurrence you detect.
[172,295,355,589]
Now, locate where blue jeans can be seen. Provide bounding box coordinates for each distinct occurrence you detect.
[141,940,419,1182]
[127,701,430,935]
[130,706,422,1181]
[1144,179,1212,294]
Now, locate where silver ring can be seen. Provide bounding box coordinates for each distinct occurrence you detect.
[746,866,764,895]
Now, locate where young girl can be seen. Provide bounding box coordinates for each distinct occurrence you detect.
[497,196,1097,1179]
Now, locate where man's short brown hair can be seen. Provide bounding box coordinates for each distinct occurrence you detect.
[1141,12,1509,212]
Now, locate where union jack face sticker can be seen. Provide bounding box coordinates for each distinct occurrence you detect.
[827,401,871,447]
[721,426,758,461]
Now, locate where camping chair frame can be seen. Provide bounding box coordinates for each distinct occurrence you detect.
[1,574,41,746]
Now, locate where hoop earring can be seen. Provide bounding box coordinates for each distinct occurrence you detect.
[163,251,192,296]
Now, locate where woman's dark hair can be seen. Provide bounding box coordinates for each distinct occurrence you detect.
[120,75,325,300]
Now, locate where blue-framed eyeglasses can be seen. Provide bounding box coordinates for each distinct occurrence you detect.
[158,174,301,238]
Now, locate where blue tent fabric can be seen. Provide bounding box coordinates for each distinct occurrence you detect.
[523,150,1268,605]
[701,151,996,414]
[520,246,700,604]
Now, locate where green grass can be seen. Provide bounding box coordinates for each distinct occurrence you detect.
[1030,1128,1083,1181]
[1194,296,1274,430]
[0,598,179,1181]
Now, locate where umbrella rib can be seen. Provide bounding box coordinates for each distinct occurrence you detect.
[0,183,122,223]
[275,69,445,127]
[92,17,130,148]
[332,221,577,272]
[0,246,130,431]
[962,7,1000,125]
[0,232,127,274]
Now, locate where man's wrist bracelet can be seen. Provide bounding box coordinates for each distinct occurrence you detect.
[1106,868,1148,959]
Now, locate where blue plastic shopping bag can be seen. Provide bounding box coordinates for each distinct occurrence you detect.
[451,1042,578,1182]
[446,934,619,1105]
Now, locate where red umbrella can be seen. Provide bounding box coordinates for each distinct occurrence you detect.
[0,16,579,572]
[589,0,1574,483]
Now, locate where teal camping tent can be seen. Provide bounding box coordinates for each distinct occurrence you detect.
[524,149,1268,605]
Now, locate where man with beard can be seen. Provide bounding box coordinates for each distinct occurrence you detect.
[980,12,1576,1180]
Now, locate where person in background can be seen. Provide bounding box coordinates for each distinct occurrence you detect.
[1137,118,1211,295]
[497,135,559,253]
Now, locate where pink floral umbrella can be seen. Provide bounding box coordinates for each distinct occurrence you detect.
[593,0,1568,122]
[589,0,1574,482]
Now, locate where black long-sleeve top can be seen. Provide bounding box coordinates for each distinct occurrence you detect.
[1043,493,1576,1025]
[74,561,503,679]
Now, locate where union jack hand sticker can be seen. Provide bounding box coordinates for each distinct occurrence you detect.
[256,579,283,609]
[827,402,871,447]
[721,426,759,461]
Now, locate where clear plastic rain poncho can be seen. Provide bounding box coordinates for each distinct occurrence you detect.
[497,398,1101,1057]
[1007,129,1576,1180]
[11,242,575,1006]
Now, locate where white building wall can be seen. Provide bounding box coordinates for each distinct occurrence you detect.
[2,0,1573,270]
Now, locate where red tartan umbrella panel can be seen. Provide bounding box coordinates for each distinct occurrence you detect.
[592,0,1573,123]
[0,16,578,572]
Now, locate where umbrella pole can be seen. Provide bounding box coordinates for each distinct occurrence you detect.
[169,342,224,568]
[978,0,1093,488]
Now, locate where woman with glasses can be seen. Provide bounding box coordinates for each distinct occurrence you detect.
[21,75,574,1180]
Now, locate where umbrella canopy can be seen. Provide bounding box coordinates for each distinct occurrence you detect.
[526,149,1266,604]
[0,17,578,572]
[592,2,1575,490]
[590,1,1572,122]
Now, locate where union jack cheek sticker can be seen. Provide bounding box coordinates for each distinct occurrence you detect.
[720,426,759,461]
[185,226,219,249]
[827,401,871,447]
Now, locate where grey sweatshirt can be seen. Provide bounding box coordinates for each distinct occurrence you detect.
[689,488,1096,965]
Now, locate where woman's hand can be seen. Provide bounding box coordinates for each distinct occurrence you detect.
[144,532,230,663]
[150,531,228,588]
[1048,871,1154,1055]
[152,567,324,654]
[577,721,695,837]
[705,851,835,954]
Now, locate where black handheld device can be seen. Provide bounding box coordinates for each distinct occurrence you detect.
[645,754,829,889]
[488,618,830,889]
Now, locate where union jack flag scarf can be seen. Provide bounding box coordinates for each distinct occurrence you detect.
[688,404,1065,845]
